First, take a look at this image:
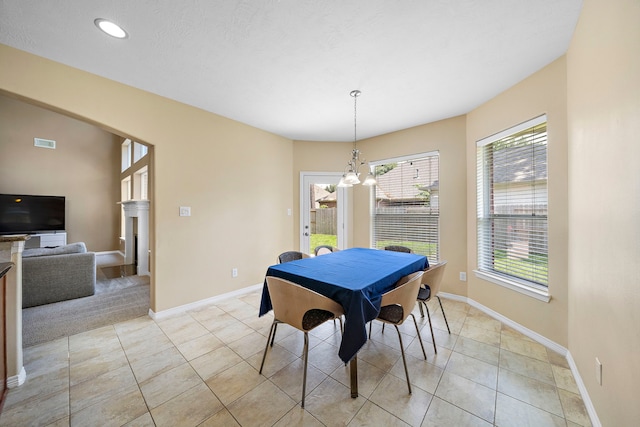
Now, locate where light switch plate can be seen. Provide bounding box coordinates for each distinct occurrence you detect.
[179,206,191,217]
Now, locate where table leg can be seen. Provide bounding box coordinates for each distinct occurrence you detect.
[350,356,358,398]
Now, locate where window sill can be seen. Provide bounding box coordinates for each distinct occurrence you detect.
[473,270,551,303]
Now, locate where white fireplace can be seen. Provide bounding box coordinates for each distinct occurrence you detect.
[120,200,150,276]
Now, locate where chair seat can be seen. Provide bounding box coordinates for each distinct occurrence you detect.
[377,304,404,324]
[302,309,336,330]
[417,286,431,301]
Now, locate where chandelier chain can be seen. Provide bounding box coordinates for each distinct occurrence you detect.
[338,89,375,187]
[353,91,357,149]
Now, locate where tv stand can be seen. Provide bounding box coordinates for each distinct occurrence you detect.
[25,232,67,249]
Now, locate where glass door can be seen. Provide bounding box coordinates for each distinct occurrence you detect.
[300,173,348,255]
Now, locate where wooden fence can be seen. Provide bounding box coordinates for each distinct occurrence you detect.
[310,208,337,235]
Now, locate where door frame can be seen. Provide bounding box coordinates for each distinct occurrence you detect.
[299,172,350,254]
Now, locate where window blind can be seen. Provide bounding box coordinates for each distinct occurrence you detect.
[371,153,440,262]
[476,116,548,287]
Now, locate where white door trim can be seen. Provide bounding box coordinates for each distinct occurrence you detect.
[300,172,349,254]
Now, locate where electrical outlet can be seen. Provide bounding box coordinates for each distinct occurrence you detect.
[596,357,602,385]
[179,206,191,217]
[232,268,238,278]
[459,272,467,281]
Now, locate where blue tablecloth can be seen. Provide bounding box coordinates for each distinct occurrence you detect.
[259,247,428,362]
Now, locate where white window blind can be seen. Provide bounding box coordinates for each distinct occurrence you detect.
[476,116,548,287]
[371,152,439,262]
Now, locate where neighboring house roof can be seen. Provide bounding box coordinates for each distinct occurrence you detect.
[375,158,439,202]
[317,192,336,204]
[312,185,336,206]
[492,143,547,184]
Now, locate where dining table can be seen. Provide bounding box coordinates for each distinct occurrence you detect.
[259,247,428,397]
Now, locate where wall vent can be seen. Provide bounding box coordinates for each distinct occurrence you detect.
[34,138,56,149]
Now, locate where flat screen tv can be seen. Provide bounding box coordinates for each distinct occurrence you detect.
[0,194,65,234]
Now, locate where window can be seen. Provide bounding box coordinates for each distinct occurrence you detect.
[120,176,131,237]
[476,115,548,294]
[133,141,148,163]
[121,139,132,172]
[134,166,148,200]
[371,152,440,262]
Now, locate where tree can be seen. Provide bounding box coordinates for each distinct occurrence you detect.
[415,185,431,205]
[375,163,396,176]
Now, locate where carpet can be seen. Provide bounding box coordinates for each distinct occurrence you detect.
[22,274,150,347]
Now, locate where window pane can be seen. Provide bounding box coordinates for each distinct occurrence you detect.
[477,118,548,286]
[372,154,439,262]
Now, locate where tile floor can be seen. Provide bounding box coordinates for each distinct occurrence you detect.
[0,290,592,426]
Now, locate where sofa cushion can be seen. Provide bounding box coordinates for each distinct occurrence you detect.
[23,242,87,258]
[22,246,96,308]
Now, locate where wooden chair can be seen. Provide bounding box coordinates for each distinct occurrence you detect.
[416,261,449,354]
[259,276,344,407]
[277,250,310,264]
[384,245,413,253]
[373,271,425,393]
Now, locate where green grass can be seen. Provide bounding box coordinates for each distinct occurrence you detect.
[492,250,548,285]
[310,234,337,250]
[374,240,438,260]
[310,236,441,262]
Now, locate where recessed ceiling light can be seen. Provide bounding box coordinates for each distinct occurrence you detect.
[94,18,128,39]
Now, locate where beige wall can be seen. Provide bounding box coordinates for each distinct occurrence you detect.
[0,44,294,312]
[2,2,638,420]
[293,116,468,296]
[0,94,121,251]
[566,0,640,424]
[465,57,569,347]
[360,116,468,296]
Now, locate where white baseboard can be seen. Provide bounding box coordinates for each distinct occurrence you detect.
[566,350,602,427]
[466,298,567,356]
[7,367,26,388]
[438,291,467,303]
[149,283,264,320]
[438,292,600,427]
[95,250,125,257]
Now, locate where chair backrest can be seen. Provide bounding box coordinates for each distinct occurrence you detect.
[421,261,447,297]
[314,245,336,256]
[266,276,344,331]
[384,245,413,253]
[379,271,424,324]
[278,251,310,264]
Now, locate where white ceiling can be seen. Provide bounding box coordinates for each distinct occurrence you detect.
[0,0,582,141]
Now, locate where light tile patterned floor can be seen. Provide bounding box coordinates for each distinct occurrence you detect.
[0,291,592,426]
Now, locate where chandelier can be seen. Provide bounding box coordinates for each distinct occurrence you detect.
[338,90,377,187]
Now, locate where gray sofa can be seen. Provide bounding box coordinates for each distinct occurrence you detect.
[22,242,96,308]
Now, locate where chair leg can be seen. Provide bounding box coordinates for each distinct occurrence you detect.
[270,322,279,347]
[410,313,427,360]
[368,319,385,338]
[424,304,438,354]
[301,332,309,408]
[260,321,278,374]
[418,300,425,317]
[393,325,412,394]
[436,296,451,334]
[338,316,344,335]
